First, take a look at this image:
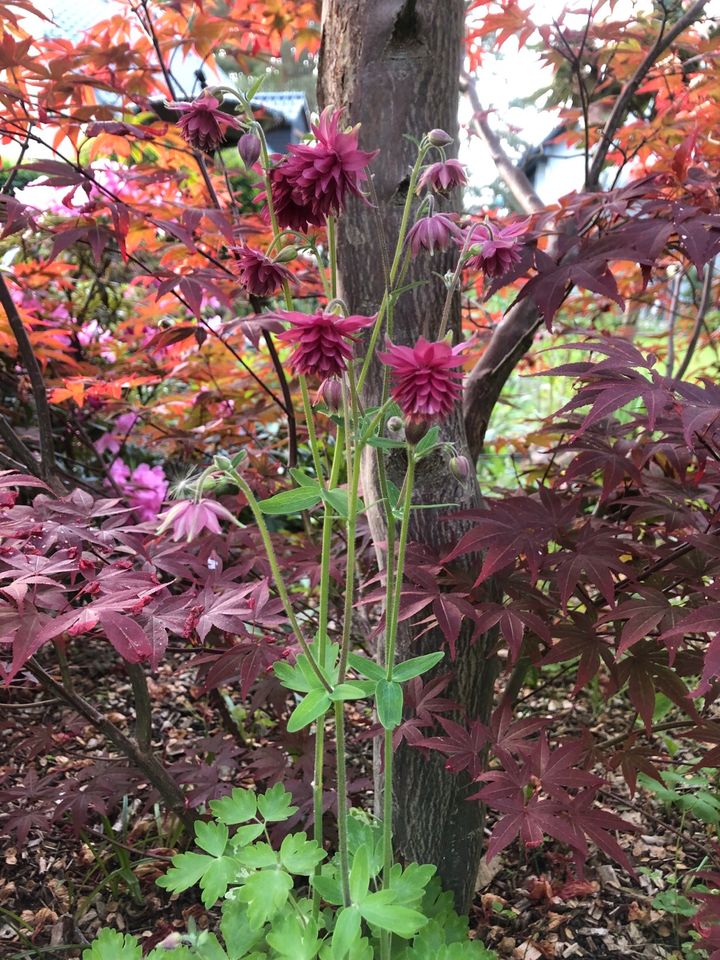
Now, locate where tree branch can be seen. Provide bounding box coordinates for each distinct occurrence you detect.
[461,71,544,215]
[675,261,715,381]
[0,273,65,493]
[586,0,709,189]
[28,657,195,832]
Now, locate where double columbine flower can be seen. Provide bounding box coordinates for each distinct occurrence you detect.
[265,108,378,231]
[275,309,374,379]
[157,498,236,542]
[168,91,242,152]
[463,220,529,278]
[417,158,468,194]
[406,213,461,256]
[233,245,293,298]
[379,336,467,423]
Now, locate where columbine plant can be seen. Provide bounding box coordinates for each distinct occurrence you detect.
[85,87,511,960]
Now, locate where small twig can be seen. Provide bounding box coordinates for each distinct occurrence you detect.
[0,274,65,492]
[674,261,715,381]
[126,662,153,752]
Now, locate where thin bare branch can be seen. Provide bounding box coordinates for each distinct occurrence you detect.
[675,261,716,381]
[461,71,544,215]
[586,0,709,189]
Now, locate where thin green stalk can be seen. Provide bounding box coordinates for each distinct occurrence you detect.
[299,375,326,484]
[334,699,352,907]
[327,214,338,299]
[382,454,415,885]
[357,146,428,393]
[312,428,345,917]
[232,473,331,693]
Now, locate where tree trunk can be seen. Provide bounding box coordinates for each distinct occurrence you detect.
[318,0,497,912]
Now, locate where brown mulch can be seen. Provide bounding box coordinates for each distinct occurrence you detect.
[0,655,710,960]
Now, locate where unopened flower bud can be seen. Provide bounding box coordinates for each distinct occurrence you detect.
[237,132,261,168]
[317,377,343,412]
[427,128,453,147]
[386,416,404,439]
[449,455,471,482]
[404,417,430,445]
[274,246,297,263]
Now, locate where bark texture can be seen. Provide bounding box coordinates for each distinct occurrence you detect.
[318,0,497,911]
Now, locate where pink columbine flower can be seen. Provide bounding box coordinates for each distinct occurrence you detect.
[263,107,378,231]
[378,336,467,423]
[168,92,242,152]
[233,245,293,298]
[276,310,374,379]
[463,220,529,278]
[406,213,461,256]
[157,498,235,542]
[417,159,467,194]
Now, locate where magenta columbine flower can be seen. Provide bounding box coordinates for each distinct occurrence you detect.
[233,245,292,298]
[463,220,529,278]
[406,213,461,256]
[378,336,467,423]
[276,310,374,379]
[417,159,467,194]
[157,498,235,542]
[263,107,378,231]
[168,92,242,152]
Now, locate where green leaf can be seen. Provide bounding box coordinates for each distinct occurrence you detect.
[235,841,277,869]
[329,682,366,702]
[210,788,257,825]
[347,653,386,681]
[332,906,362,959]
[194,932,230,960]
[279,832,326,874]
[257,783,298,822]
[200,857,239,907]
[83,929,142,960]
[367,436,405,450]
[220,896,266,958]
[375,679,403,729]
[387,862,436,909]
[359,889,428,938]
[156,852,214,894]
[287,689,331,732]
[312,871,344,905]
[289,468,319,488]
[230,822,265,848]
[321,486,350,518]
[146,947,194,960]
[194,820,229,857]
[413,426,441,459]
[236,868,293,928]
[274,658,313,693]
[393,652,445,682]
[266,912,320,960]
[258,487,322,515]
[349,843,370,903]
[652,889,697,916]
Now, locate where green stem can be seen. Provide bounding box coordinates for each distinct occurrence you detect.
[382,454,415,884]
[299,376,326,484]
[312,429,345,917]
[327,214,338,300]
[334,699,352,907]
[232,473,331,693]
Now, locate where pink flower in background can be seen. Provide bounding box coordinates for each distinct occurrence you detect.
[463,220,529,278]
[234,245,292,298]
[378,336,467,422]
[417,159,467,194]
[157,499,236,542]
[264,107,377,231]
[168,92,242,152]
[96,413,139,456]
[406,213,461,256]
[108,459,167,521]
[276,310,374,379]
